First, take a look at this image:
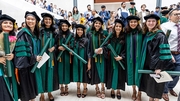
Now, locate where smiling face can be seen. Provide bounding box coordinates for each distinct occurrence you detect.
[61,23,69,32]
[94,21,102,31]
[129,20,138,29]
[76,28,84,37]
[1,20,14,33]
[25,15,36,29]
[44,17,52,28]
[114,23,122,35]
[146,18,157,31]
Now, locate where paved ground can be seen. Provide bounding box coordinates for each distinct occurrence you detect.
[34,80,180,101]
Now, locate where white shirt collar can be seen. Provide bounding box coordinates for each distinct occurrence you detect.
[169,21,177,26]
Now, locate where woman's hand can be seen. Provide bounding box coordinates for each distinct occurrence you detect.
[36,56,42,62]
[48,46,55,52]
[114,56,123,61]
[0,57,6,65]
[5,53,14,60]
[87,63,91,71]
[155,69,161,75]
[95,48,103,54]
[69,52,73,55]
[58,46,65,51]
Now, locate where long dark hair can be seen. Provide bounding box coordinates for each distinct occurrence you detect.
[72,6,79,15]
[25,19,40,38]
[41,17,56,32]
[125,20,142,34]
[90,20,105,39]
[91,20,103,32]
[112,22,125,44]
[58,23,70,35]
[0,20,15,36]
[75,28,85,40]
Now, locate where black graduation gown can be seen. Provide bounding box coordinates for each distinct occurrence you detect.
[139,31,173,99]
[55,30,74,84]
[86,30,109,85]
[38,28,59,92]
[14,28,38,101]
[106,37,126,90]
[72,37,90,83]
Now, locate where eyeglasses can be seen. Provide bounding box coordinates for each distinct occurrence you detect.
[172,13,180,16]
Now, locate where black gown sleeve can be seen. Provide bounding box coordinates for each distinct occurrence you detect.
[148,32,174,70]
[14,32,36,69]
[119,43,126,60]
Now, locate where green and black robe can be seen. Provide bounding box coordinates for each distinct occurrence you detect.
[106,36,126,90]
[36,28,59,93]
[55,31,74,84]
[139,30,173,99]
[86,30,108,84]
[14,28,39,101]
[0,32,18,101]
[126,30,143,86]
[72,37,90,83]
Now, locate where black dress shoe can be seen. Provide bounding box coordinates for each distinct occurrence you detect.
[111,90,115,98]
[117,91,121,100]
[49,98,54,101]
[117,94,121,100]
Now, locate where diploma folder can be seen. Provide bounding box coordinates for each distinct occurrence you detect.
[150,71,173,83]
[37,52,50,68]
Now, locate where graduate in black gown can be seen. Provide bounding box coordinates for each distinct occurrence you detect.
[125,16,143,101]
[38,13,59,101]
[55,19,74,96]
[0,14,18,101]
[14,11,41,101]
[139,14,174,101]
[106,19,126,100]
[86,17,108,99]
[72,24,91,98]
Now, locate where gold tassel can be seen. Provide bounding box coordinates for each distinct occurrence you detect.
[52,60,54,66]
[158,20,160,25]
[100,55,102,63]
[14,22,18,29]
[38,22,41,27]
[95,57,97,62]
[59,57,62,62]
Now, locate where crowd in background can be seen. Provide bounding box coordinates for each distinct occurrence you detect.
[0,1,180,101]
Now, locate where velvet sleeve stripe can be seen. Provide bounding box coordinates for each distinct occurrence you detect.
[159,44,170,48]
[159,55,172,60]
[15,41,31,57]
[159,44,172,60]
[15,41,26,46]
[159,50,171,54]
[16,52,31,57]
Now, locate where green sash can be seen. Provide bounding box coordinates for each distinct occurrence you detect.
[0,64,15,101]
[73,40,85,82]
[110,39,123,89]
[58,34,72,84]
[126,30,142,85]
[21,28,44,93]
[137,31,157,87]
[92,31,105,82]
